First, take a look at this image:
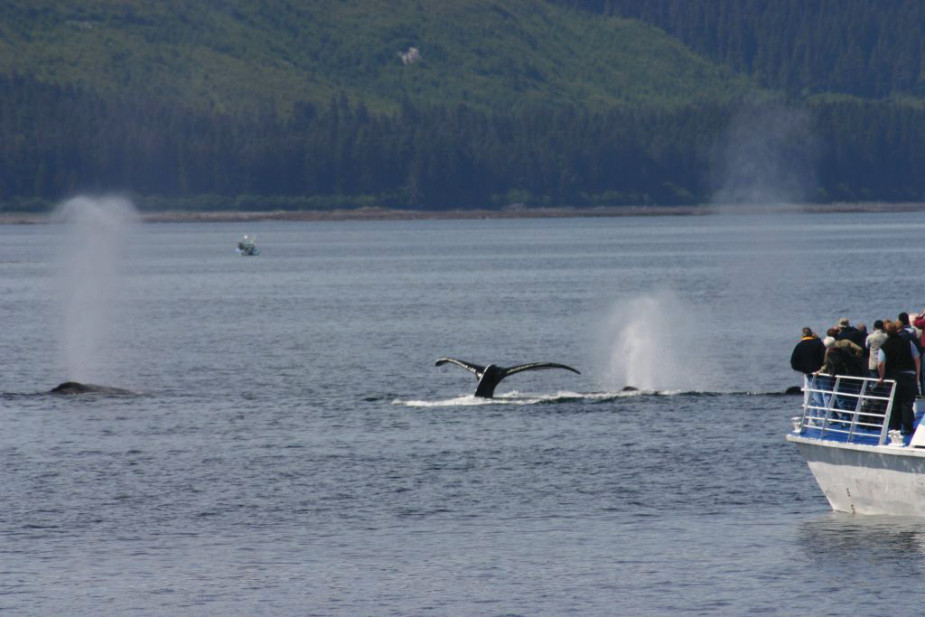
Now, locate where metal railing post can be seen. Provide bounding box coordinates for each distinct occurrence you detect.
[848,382,864,440]
[879,384,897,446]
[800,374,896,444]
[823,376,841,434]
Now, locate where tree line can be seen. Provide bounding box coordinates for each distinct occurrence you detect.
[2,73,924,212]
[552,0,925,99]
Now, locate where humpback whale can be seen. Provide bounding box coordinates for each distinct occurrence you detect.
[48,381,135,395]
[435,357,580,398]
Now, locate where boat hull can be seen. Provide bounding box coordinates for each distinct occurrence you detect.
[787,434,925,515]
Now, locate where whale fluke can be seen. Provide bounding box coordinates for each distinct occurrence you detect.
[435,357,580,398]
[48,381,135,395]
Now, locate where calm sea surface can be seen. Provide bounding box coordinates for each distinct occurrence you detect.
[4,210,925,615]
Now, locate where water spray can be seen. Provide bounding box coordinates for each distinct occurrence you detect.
[52,196,138,383]
[598,291,704,392]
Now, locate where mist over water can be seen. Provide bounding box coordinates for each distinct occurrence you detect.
[598,291,706,392]
[52,196,138,383]
[585,103,820,396]
[710,101,816,210]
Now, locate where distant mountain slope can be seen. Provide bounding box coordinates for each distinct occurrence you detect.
[552,0,925,100]
[3,1,923,212]
[0,0,754,114]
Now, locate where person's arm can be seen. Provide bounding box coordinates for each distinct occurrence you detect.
[912,342,921,393]
[909,341,922,392]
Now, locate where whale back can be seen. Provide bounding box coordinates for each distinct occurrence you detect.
[48,381,134,395]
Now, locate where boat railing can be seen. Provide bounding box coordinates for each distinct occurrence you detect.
[795,373,897,445]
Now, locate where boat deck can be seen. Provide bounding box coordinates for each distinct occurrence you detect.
[789,373,925,515]
[792,373,925,447]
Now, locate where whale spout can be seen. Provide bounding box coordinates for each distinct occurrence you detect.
[48,381,135,395]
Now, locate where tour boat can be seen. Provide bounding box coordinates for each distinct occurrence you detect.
[236,234,259,256]
[787,373,925,516]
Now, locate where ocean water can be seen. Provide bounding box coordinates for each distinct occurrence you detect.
[4,210,925,615]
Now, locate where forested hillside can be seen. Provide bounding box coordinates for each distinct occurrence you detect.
[1,0,924,212]
[0,0,749,114]
[554,0,925,99]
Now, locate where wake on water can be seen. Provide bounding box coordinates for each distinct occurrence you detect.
[396,390,648,408]
[393,388,782,408]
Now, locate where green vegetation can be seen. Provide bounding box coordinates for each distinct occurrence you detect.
[0,0,752,115]
[1,0,923,212]
[554,0,925,100]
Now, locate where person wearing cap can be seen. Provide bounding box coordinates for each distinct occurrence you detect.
[836,317,866,349]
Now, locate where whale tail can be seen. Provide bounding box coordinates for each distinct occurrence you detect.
[435,357,580,398]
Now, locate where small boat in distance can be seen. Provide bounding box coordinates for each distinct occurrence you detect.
[236,234,259,256]
[787,373,925,516]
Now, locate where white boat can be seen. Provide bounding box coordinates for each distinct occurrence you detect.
[236,234,259,256]
[787,373,925,515]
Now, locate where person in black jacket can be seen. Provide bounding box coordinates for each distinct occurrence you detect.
[836,317,867,349]
[877,321,921,434]
[790,327,826,376]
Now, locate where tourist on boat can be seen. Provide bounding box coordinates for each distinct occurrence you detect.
[865,320,888,378]
[896,313,921,350]
[818,342,864,412]
[790,328,825,376]
[911,310,925,345]
[791,328,826,408]
[877,320,921,434]
[826,329,863,358]
[855,323,869,363]
[835,317,866,349]
[819,345,864,378]
[913,310,925,391]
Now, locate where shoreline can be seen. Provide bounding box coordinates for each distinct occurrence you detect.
[2,202,925,224]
